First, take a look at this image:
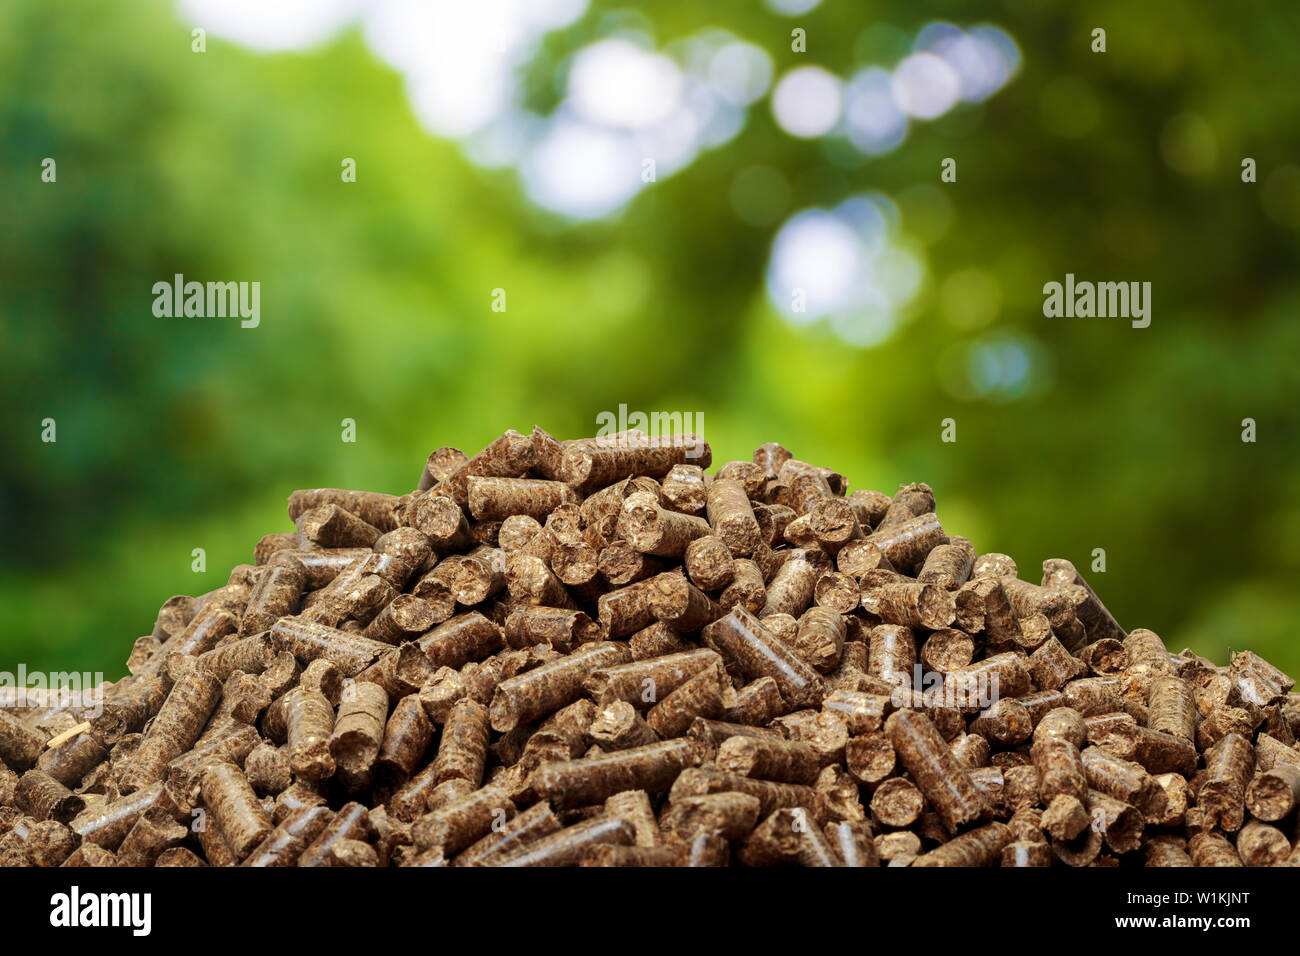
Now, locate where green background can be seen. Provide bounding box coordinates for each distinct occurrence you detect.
[2,0,1297,681]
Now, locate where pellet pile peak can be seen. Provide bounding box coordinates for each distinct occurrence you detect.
[2,427,1298,867]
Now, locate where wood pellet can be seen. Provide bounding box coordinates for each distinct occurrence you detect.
[2,427,1297,867]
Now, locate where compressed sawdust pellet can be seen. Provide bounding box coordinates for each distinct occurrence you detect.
[5,427,1296,868]
[199,760,273,859]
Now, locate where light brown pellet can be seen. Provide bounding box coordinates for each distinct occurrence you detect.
[1246,762,1300,822]
[866,624,916,689]
[871,778,925,828]
[704,477,762,557]
[431,699,491,787]
[244,743,292,795]
[297,503,382,548]
[913,822,1011,867]
[1236,821,1291,866]
[702,608,824,710]
[284,687,336,783]
[885,710,986,834]
[298,801,373,867]
[861,579,956,630]
[647,571,725,633]
[716,735,823,785]
[917,536,975,590]
[876,483,935,532]
[724,677,787,726]
[1188,830,1243,867]
[529,739,707,810]
[328,681,390,789]
[1144,834,1192,867]
[865,512,946,572]
[920,628,974,673]
[646,666,731,738]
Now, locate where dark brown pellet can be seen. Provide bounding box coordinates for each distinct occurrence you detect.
[240,556,307,637]
[1032,738,1088,804]
[36,730,107,788]
[734,808,806,866]
[413,785,515,857]
[647,571,724,633]
[431,699,491,787]
[585,648,723,709]
[270,617,390,677]
[289,488,399,533]
[199,759,273,858]
[1086,789,1144,853]
[1199,733,1254,831]
[432,430,536,508]
[456,800,562,867]
[364,594,442,645]
[598,540,671,588]
[375,694,433,783]
[717,735,823,785]
[824,820,879,867]
[1041,558,1126,644]
[15,770,85,823]
[628,622,696,661]
[503,606,598,653]
[118,663,222,793]
[240,804,334,867]
[914,821,1011,867]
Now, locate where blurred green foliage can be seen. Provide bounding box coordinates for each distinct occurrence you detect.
[1,0,1298,680]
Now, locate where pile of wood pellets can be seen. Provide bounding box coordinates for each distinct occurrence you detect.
[3,428,1298,867]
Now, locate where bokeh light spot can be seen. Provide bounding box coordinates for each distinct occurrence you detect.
[772,67,844,138]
